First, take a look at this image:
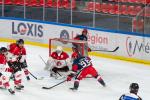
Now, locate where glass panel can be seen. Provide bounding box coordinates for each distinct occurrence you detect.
[58,0,71,24]
[45,0,57,22]
[144,4,150,34]
[95,14,118,30]
[26,0,44,20]
[4,0,24,18]
[0,2,2,16]
[72,0,94,27]
[94,0,118,30]
[118,16,132,32]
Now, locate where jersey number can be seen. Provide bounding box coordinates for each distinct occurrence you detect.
[79,58,91,67]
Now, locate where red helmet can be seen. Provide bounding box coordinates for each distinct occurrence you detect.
[71,52,79,59]
[82,28,88,34]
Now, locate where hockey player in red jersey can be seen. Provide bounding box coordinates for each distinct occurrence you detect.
[0,47,15,94]
[73,28,91,56]
[44,46,70,79]
[8,39,30,81]
[67,52,106,90]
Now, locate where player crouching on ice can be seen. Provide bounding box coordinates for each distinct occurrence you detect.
[44,46,70,79]
[0,47,15,94]
[67,52,106,91]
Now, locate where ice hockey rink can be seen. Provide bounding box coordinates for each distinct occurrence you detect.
[0,42,150,100]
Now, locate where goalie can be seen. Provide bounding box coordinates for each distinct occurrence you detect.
[44,46,70,78]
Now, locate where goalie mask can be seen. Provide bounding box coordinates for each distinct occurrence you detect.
[56,46,63,54]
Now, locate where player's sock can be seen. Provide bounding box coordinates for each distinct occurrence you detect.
[97,77,106,87]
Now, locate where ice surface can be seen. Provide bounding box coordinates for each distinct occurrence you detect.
[0,42,150,100]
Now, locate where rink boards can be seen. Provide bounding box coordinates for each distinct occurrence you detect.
[0,17,150,65]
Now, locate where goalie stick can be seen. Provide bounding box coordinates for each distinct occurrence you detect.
[39,55,62,77]
[28,71,44,80]
[92,46,119,52]
[42,80,66,89]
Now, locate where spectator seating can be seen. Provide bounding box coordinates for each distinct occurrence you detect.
[83,2,94,11]
[4,0,12,5]
[83,1,143,16]
[13,0,24,5]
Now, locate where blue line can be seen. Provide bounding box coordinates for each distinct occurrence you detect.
[0,17,150,38]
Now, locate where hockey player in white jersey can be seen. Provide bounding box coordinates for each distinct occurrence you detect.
[0,47,15,94]
[44,46,70,79]
[119,83,142,100]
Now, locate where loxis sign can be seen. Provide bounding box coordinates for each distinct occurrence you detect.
[126,36,150,57]
[12,22,43,38]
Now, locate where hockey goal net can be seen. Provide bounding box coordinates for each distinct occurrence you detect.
[49,38,88,57]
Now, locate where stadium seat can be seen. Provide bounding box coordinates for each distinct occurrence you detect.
[4,0,12,5]
[71,0,76,9]
[55,0,62,8]
[39,0,44,6]
[0,0,2,4]
[107,3,114,14]
[147,0,150,3]
[140,0,146,4]
[13,0,24,5]
[115,5,128,15]
[52,1,57,7]
[46,0,53,7]
[121,5,128,15]
[120,0,128,3]
[134,6,142,15]
[95,2,101,12]
[109,4,119,14]
[62,0,69,8]
[135,0,141,3]
[101,3,109,13]
[128,0,136,3]
[62,0,76,9]
[128,5,135,16]
[27,0,39,6]
[83,2,94,12]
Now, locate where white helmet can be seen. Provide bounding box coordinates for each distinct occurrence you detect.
[56,46,63,53]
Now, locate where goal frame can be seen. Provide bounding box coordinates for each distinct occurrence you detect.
[49,38,88,57]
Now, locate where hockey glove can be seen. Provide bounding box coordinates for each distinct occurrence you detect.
[67,76,72,81]
[67,73,75,81]
[88,48,91,52]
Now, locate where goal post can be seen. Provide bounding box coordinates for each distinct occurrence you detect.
[49,38,88,57]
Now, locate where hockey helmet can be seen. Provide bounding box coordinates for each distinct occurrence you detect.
[16,39,24,45]
[129,83,139,94]
[71,52,79,59]
[82,28,88,35]
[0,47,8,54]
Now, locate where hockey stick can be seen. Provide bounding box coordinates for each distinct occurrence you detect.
[92,46,119,52]
[38,55,62,76]
[42,80,66,89]
[28,71,44,80]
